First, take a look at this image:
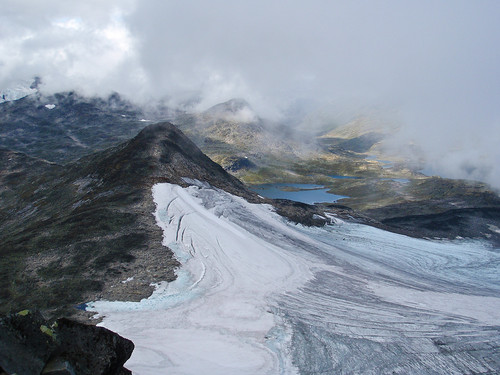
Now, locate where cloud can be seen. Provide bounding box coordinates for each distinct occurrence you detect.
[0,0,143,96]
[1,1,499,188]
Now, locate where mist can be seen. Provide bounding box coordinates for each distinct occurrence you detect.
[1,1,499,188]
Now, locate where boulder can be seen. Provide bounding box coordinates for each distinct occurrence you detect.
[0,311,133,375]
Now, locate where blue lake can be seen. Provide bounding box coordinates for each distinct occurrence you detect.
[329,175,362,179]
[250,183,348,205]
[365,155,394,169]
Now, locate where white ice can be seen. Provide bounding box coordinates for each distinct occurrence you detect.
[89,182,500,374]
[44,104,56,109]
[0,83,36,103]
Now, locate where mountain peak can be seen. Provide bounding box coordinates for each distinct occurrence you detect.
[203,99,257,123]
[77,122,254,199]
[206,98,251,113]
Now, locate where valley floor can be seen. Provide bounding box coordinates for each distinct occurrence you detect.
[89,182,500,374]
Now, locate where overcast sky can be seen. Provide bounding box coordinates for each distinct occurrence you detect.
[1,1,499,187]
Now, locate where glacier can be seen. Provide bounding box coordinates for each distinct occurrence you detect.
[89,182,500,374]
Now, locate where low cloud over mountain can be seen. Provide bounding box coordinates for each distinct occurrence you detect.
[1,1,499,188]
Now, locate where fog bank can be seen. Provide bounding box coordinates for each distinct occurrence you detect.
[1,1,499,187]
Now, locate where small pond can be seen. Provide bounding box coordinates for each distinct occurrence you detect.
[250,183,348,205]
[365,155,394,169]
[329,175,362,179]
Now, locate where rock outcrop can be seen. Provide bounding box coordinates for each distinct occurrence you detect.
[0,310,133,375]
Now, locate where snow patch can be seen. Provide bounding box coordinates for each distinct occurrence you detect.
[487,224,500,234]
[0,83,36,103]
[325,212,345,225]
[45,104,56,109]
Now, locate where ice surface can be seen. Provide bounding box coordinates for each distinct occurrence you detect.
[90,182,500,374]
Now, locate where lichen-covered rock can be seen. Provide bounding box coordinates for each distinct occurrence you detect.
[0,310,53,375]
[0,310,134,375]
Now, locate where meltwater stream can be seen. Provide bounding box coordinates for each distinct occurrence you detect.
[90,182,500,374]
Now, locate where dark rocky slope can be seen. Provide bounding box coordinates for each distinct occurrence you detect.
[360,178,500,243]
[0,91,170,164]
[381,207,500,244]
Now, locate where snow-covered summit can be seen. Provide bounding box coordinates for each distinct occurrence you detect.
[0,80,38,104]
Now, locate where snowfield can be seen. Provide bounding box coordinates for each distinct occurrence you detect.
[89,182,500,374]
